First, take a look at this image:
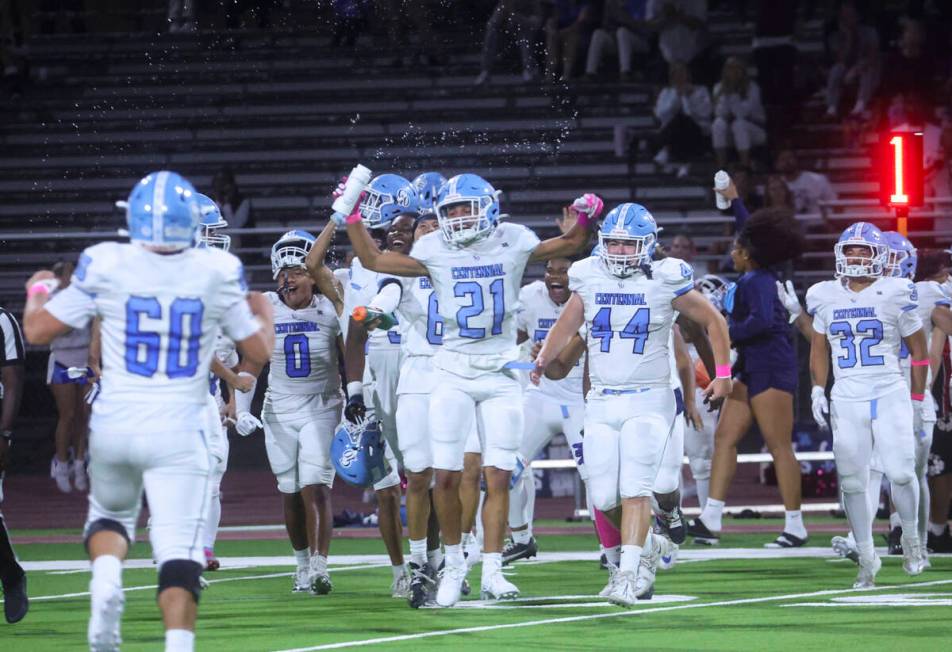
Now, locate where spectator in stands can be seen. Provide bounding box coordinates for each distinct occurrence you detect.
[774,148,837,215]
[668,232,709,276]
[46,261,91,494]
[652,61,712,177]
[583,0,649,82]
[764,174,795,210]
[543,0,594,83]
[646,0,707,67]
[0,302,28,624]
[880,18,936,123]
[212,167,252,231]
[167,0,196,33]
[331,0,371,48]
[711,56,766,169]
[475,0,543,86]
[824,1,880,118]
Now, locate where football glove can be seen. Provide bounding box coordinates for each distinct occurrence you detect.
[345,394,366,424]
[235,412,263,437]
[810,385,829,430]
[776,280,802,323]
[913,393,937,439]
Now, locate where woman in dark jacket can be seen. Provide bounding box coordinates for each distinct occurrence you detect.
[689,179,807,548]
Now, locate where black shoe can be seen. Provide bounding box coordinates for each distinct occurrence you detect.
[408,562,436,609]
[2,571,28,624]
[686,518,720,545]
[764,531,808,548]
[886,526,904,555]
[927,526,952,553]
[655,506,686,544]
[502,537,538,565]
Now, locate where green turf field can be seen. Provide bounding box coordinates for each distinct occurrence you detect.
[4,518,951,651]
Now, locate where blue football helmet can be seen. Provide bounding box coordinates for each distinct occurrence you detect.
[359,174,419,230]
[270,230,316,279]
[194,192,230,252]
[696,274,730,312]
[124,171,201,251]
[412,171,447,215]
[331,419,392,487]
[598,203,658,277]
[834,222,888,278]
[435,173,501,246]
[883,231,917,279]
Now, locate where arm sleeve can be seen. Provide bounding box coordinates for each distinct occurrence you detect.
[728,275,776,343]
[0,311,25,366]
[369,279,403,313]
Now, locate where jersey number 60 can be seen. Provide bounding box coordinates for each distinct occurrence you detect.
[125,296,203,378]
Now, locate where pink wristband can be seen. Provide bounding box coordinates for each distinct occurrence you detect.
[576,211,593,230]
[345,210,362,225]
[715,364,732,378]
[27,283,51,299]
[911,393,925,401]
[911,359,929,367]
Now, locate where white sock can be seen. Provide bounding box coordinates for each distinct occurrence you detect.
[91,555,122,588]
[890,480,920,540]
[700,498,725,532]
[695,478,710,511]
[293,548,309,571]
[867,470,884,518]
[512,529,531,545]
[889,511,902,530]
[784,510,807,538]
[203,492,221,550]
[445,543,464,567]
[409,538,427,566]
[426,547,443,570]
[461,531,475,548]
[310,554,328,574]
[929,521,946,536]
[619,544,643,574]
[165,628,195,652]
[391,563,407,581]
[846,531,856,546]
[844,490,873,556]
[604,544,621,566]
[481,551,501,581]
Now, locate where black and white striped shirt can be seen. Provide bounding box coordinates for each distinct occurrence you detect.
[0,307,25,367]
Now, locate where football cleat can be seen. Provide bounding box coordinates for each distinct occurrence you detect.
[764,532,808,549]
[901,535,923,576]
[2,571,28,624]
[831,536,860,564]
[635,537,660,600]
[198,575,209,590]
[886,526,903,555]
[927,525,952,552]
[435,561,468,608]
[853,554,882,589]
[463,535,481,569]
[204,547,220,572]
[657,537,679,571]
[391,568,411,599]
[292,567,310,593]
[502,537,538,565]
[920,547,932,571]
[88,579,124,651]
[607,570,639,607]
[311,572,333,596]
[655,506,686,545]
[71,459,88,492]
[51,457,71,494]
[599,563,619,598]
[408,562,436,609]
[480,571,520,601]
[687,517,720,545]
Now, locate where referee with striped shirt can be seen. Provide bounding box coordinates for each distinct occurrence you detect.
[0,305,28,624]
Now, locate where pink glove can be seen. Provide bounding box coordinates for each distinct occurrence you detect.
[572,193,604,229]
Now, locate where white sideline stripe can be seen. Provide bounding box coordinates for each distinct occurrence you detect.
[274,579,952,652]
[1,563,389,604]
[531,450,835,469]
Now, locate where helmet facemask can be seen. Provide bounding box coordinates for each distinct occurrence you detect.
[834,241,887,278]
[437,197,495,246]
[598,231,655,277]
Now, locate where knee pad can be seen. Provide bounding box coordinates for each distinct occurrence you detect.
[689,457,712,481]
[158,559,203,603]
[275,467,299,494]
[839,473,868,495]
[886,470,916,488]
[84,518,131,554]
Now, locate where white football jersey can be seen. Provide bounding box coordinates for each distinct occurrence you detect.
[340,258,402,352]
[395,275,445,358]
[44,242,260,433]
[516,280,583,404]
[569,255,694,391]
[264,291,341,411]
[899,280,951,384]
[409,222,540,371]
[807,276,922,402]
[209,333,238,408]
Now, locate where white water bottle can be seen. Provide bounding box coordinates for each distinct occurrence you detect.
[714,170,731,210]
[332,164,373,220]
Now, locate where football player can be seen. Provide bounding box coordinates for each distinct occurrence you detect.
[233,229,344,596]
[531,203,732,606]
[23,171,273,652]
[343,173,600,606]
[807,223,931,588]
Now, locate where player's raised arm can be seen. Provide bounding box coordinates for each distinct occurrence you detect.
[22,271,72,345]
[344,216,427,277]
[531,293,585,384]
[529,194,603,263]
[672,289,732,401]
